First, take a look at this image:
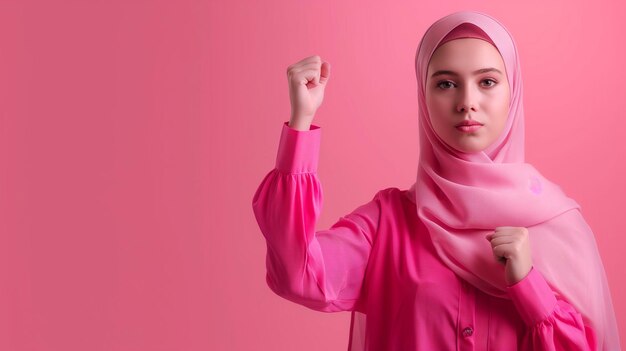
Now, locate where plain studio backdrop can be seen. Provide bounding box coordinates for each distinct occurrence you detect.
[0,0,624,350]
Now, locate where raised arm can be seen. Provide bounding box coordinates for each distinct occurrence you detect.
[252,122,379,312]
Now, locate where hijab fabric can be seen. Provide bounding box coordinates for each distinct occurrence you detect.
[406,10,621,350]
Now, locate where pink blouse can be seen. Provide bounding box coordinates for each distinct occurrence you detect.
[251,121,597,350]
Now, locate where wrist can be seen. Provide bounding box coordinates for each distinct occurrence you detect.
[288,119,312,131]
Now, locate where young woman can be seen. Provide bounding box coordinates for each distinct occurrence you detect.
[252,10,621,351]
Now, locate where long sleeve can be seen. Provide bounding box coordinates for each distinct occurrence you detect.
[252,121,379,313]
[506,266,597,351]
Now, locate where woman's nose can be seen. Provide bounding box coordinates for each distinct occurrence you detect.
[456,86,478,113]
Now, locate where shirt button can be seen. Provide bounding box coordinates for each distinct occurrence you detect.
[462,326,474,337]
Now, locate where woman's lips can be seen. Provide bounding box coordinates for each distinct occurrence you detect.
[456,124,482,133]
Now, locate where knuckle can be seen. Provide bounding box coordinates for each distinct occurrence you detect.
[519,228,528,239]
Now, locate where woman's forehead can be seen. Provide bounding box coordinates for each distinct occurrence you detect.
[427,38,506,74]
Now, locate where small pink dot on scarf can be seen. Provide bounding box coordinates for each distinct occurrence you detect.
[529,176,542,195]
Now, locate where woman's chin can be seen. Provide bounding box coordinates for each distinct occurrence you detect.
[451,141,487,154]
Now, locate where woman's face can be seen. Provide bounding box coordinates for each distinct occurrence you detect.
[425,38,510,154]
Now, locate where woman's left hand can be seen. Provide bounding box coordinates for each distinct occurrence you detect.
[485,227,533,286]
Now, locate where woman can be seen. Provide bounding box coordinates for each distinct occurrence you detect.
[252,10,621,350]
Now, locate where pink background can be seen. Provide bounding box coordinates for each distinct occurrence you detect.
[0,0,624,350]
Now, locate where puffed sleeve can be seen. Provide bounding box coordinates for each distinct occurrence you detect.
[506,266,597,351]
[252,121,379,313]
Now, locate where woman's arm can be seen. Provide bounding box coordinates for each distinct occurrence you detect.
[507,266,597,350]
[252,122,379,312]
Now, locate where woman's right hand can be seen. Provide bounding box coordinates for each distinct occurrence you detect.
[286,55,331,131]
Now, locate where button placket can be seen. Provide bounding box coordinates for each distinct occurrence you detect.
[457,279,476,349]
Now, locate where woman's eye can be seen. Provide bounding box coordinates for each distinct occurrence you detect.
[482,79,497,87]
[437,81,454,89]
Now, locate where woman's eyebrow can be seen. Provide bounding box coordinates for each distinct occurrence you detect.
[430,67,503,78]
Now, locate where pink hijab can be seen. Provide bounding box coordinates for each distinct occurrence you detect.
[406,10,620,350]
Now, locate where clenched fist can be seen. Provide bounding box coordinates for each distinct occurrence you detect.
[485,226,533,286]
[286,55,331,131]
